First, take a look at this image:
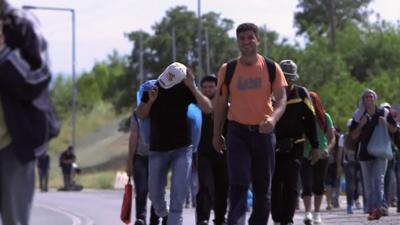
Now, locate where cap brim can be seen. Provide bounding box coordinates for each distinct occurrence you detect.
[284,72,299,80]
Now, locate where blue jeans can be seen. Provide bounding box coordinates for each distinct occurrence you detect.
[226,122,276,225]
[383,159,394,208]
[186,167,198,207]
[148,146,192,225]
[360,159,388,212]
[344,161,362,207]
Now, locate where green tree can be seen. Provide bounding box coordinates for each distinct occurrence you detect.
[295,0,372,43]
[126,6,237,81]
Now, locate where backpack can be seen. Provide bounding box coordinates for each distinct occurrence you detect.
[222,56,276,95]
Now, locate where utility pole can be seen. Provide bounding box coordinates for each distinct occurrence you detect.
[139,32,144,84]
[172,27,176,62]
[205,29,211,76]
[263,25,268,56]
[23,5,78,151]
[197,0,203,81]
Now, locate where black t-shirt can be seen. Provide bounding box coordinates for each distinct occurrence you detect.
[350,107,396,161]
[142,82,195,151]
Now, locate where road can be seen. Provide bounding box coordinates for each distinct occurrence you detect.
[27,190,400,225]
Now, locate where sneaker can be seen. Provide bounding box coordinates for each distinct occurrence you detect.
[367,208,382,220]
[397,203,400,213]
[197,220,208,225]
[326,204,332,210]
[347,205,353,214]
[355,200,362,210]
[380,207,389,216]
[303,212,313,225]
[332,199,340,208]
[134,219,146,225]
[313,212,322,224]
[161,216,168,225]
[213,219,227,225]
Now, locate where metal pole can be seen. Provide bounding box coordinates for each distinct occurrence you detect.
[71,9,77,151]
[139,32,144,84]
[22,5,77,152]
[172,28,176,62]
[205,29,210,76]
[263,25,267,56]
[197,0,203,81]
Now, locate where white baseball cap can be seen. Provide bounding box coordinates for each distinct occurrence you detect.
[158,62,187,89]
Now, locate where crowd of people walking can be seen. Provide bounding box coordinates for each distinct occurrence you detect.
[1,0,399,224]
[127,22,400,225]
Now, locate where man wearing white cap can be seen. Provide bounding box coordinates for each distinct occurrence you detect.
[137,62,212,225]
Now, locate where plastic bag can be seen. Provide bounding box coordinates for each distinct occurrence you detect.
[367,110,393,159]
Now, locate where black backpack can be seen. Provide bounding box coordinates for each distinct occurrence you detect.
[222,56,276,95]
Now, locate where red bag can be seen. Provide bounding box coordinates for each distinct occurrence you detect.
[120,178,133,224]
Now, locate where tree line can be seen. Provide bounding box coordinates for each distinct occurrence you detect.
[51,0,400,130]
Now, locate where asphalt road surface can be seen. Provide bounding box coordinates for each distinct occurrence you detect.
[28,190,400,225]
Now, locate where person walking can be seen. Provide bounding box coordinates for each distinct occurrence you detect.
[271,59,318,225]
[213,23,287,225]
[337,123,364,214]
[59,146,76,190]
[136,62,212,225]
[126,94,164,225]
[196,75,229,225]
[300,91,335,225]
[349,89,397,220]
[324,128,342,210]
[0,1,59,224]
[37,153,50,192]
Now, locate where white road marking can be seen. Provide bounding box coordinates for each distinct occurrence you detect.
[36,203,82,225]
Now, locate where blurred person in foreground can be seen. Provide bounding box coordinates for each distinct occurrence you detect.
[0,1,59,224]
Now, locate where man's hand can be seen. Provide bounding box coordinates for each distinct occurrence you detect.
[337,165,343,178]
[379,116,388,126]
[184,68,196,89]
[310,148,319,165]
[359,114,369,127]
[125,163,133,178]
[259,117,276,134]
[148,87,159,103]
[213,134,226,154]
[321,150,329,159]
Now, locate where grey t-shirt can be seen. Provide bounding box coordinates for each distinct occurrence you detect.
[130,113,149,156]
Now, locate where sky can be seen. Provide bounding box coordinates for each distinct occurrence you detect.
[11,0,400,76]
